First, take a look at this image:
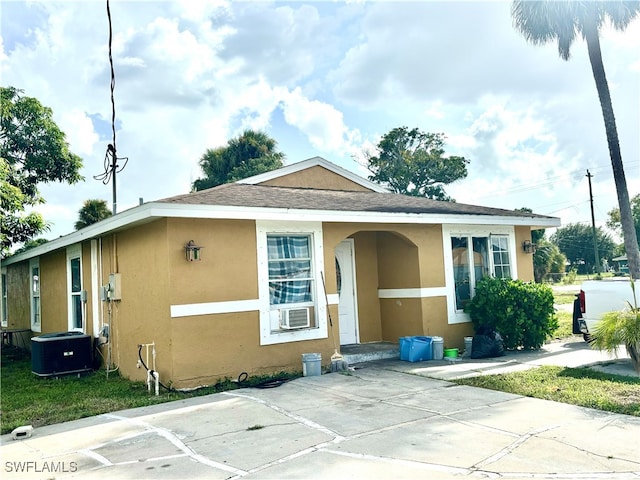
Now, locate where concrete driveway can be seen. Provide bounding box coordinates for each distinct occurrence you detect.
[2,340,639,479]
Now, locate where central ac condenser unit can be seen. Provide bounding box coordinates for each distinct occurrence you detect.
[32,331,93,378]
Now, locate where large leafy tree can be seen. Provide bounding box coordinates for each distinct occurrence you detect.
[1,87,83,253]
[11,238,49,255]
[364,127,469,201]
[550,222,615,274]
[75,199,113,230]
[512,0,640,278]
[192,130,285,191]
[607,193,640,250]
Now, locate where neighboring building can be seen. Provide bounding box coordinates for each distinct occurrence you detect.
[0,157,560,388]
[611,255,631,274]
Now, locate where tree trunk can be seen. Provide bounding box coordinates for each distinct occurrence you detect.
[583,23,640,279]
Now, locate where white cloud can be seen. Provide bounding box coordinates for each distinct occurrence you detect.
[448,98,584,214]
[424,101,446,120]
[174,0,230,23]
[282,87,360,155]
[216,2,325,86]
[59,109,99,156]
[2,0,638,244]
[330,1,583,108]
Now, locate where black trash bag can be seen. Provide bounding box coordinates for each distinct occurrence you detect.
[471,327,505,359]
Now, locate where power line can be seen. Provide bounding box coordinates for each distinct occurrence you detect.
[470,161,639,201]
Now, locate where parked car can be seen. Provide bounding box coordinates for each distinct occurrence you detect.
[573,279,637,341]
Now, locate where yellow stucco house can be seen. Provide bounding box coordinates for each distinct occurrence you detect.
[1,157,560,388]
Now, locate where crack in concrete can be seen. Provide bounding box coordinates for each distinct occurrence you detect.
[52,377,639,479]
[79,413,249,476]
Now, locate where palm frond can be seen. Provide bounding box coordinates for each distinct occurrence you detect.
[511,1,640,60]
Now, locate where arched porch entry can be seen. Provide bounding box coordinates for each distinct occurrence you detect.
[332,229,422,346]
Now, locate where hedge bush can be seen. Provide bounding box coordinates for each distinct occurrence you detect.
[465,277,558,350]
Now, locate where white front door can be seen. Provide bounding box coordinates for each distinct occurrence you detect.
[335,240,358,345]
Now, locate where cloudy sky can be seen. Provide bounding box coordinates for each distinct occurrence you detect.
[2,0,639,242]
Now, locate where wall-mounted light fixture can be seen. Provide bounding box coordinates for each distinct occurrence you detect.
[185,240,203,261]
[522,240,536,254]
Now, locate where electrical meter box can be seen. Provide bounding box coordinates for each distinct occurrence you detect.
[32,331,92,377]
[108,273,122,300]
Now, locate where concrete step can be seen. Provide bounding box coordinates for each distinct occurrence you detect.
[339,343,400,365]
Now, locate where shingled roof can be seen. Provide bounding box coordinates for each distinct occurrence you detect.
[3,173,560,267]
[157,183,554,220]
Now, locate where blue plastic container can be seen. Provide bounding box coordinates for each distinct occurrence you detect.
[399,337,411,361]
[406,336,433,362]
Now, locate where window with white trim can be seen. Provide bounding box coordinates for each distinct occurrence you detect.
[268,235,315,309]
[30,259,41,332]
[491,236,512,279]
[1,268,8,328]
[451,234,512,311]
[256,221,328,345]
[267,234,317,332]
[67,246,84,331]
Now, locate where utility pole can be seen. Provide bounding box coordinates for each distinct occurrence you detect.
[586,170,601,277]
[93,0,127,214]
[108,143,117,215]
[107,0,117,215]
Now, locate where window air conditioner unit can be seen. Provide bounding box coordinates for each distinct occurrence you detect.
[280,308,311,329]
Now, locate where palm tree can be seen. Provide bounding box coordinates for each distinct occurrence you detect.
[512,0,640,279]
[75,199,113,230]
[192,130,285,191]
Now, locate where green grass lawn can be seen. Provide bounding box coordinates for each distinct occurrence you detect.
[551,285,578,339]
[545,272,618,287]
[0,346,298,435]
[552,290,577,305]
[454,365,640,417]
[552,310,574,339]
[452,283,640,417]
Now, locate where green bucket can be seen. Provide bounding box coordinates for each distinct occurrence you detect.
[443,348,459,358]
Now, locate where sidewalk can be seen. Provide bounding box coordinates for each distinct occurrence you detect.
[375,337,636,381]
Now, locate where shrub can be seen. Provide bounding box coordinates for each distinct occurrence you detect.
[562,268,577,285]
[465,277,558,350]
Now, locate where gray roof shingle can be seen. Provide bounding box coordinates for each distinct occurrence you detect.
[158,183,554,220]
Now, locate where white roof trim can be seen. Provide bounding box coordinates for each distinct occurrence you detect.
[235,156,389,193]
[2,201,560,265]
[2,204,158,265]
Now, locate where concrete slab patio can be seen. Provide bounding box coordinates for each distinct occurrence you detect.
[2,338,639,480]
